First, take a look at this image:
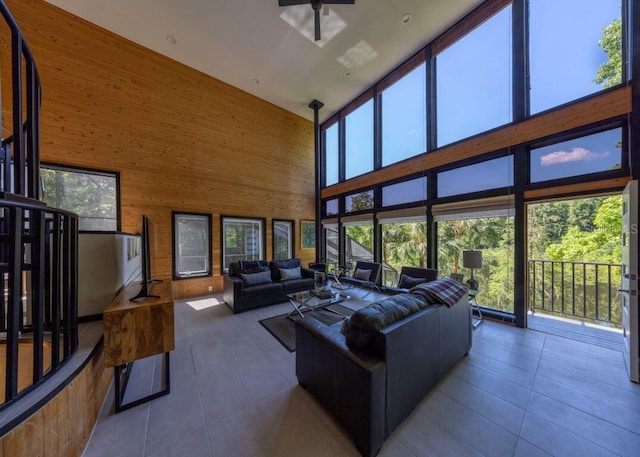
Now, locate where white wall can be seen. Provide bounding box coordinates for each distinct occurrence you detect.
[78,233,141,317]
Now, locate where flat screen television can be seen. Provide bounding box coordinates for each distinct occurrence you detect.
[130,214,160,301]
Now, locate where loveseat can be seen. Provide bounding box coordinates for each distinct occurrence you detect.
[294,279,471,457]
[223,258,315,313]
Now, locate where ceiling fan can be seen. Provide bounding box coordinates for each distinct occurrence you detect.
[278,0,355,41]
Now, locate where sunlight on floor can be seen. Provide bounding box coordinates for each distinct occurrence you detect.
[187,297,224,311]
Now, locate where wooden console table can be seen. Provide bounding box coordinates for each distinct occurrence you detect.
[103,280,174,413]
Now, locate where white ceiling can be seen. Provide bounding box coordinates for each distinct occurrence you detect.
[44,0,484,123]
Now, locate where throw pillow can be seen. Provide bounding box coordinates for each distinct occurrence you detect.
[352,268,372,281]
[398,274,425,289]
[279,266,301,280]
[240,270,272,286]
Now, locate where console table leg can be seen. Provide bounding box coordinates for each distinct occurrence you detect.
[114,352,171,413]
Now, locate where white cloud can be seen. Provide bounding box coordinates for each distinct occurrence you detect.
[540,147,610,166]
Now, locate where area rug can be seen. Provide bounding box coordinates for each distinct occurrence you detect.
[259,306,355,352]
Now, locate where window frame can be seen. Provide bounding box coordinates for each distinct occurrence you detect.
[272,219,295,261]
[172,211,212,280]
[40,162,121,232]
[220,215,266,273]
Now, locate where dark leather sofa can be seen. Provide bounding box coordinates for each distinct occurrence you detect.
[223,258,315,313]
[295,288,471,457]
[382,266,439,295]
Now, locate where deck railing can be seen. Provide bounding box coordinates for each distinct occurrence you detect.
[528,259,622,327]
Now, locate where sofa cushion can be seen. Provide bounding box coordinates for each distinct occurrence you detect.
[281,277,314,291]
[270,258,302,281]
[353,268,372,281]
[280,266,301,280]
[398,274,426,289]
[243,282,283,297]
[241,270,272,286]
[341,293,430,349]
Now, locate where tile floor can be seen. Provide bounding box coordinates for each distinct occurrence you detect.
[82,289,640,457]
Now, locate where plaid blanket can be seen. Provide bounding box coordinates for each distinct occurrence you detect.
[409,277,468,307]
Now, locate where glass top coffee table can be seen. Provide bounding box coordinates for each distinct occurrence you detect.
[287,290,350,318]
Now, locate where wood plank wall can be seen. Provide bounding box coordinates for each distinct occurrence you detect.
[1,0,316,298]
[0,344,112,457]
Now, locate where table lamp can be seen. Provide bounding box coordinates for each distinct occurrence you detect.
[462,250,482,290]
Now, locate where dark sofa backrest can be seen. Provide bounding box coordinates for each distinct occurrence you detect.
[270,258,302,281]
[352,261,382,283]
[400,266,438,282]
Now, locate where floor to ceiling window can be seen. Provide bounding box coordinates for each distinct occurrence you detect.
[381,63,427,166]
[436,3,512,146]
[345,99,374,180]
[529,0,622,114]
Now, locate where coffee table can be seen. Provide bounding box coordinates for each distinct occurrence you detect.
[287,290,350,318]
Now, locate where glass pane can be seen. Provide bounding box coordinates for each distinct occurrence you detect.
[273,221,293,261]
[530,128,622,183]
[529,0,622,114]
[324,227,339,268]
[41,166,118,231]
[345,100,374,179]
[382,63,427,166]
[381,221,427,286]
[527,196,622,326]
[175,215,210,276]
[325,198,339,216]
[223,218,263,270]
[382,177,427,206]
[345,224,374,263]
[438,155,513,198]
[437,5,512,147]
[437,216,514,313]
[324,123,339,186]
[346,190,373,212]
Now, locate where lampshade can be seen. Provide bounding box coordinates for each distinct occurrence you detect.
[462,250,482,269]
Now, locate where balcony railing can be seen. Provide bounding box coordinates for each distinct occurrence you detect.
[528,259,622,327]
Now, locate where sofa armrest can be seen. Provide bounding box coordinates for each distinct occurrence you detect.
[223,274,243,313]
[295,317,385,457]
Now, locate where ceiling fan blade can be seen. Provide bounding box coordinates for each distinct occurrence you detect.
[314,9,321,41]
[323,0,355,4]
[278,0,310,6]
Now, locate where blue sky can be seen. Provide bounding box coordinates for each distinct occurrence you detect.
[327,0,621,185]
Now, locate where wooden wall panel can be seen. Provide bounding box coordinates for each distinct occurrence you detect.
[0,342,111,457]
[2,0,316,298]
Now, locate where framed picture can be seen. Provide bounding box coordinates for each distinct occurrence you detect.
[301,220,315,249]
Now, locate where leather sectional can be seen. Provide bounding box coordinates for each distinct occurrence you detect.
[294,284,471,457]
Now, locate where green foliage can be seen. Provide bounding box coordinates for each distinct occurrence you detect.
[350,192,374,211]
[594,19,622,89]
[541,196,621,264]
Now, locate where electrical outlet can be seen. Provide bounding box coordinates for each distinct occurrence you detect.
[208,286,213,292]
